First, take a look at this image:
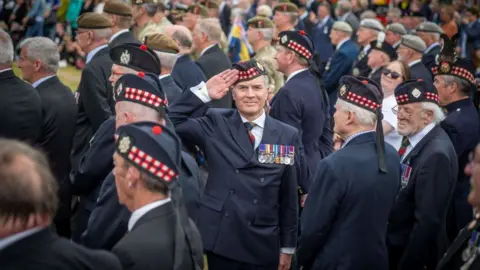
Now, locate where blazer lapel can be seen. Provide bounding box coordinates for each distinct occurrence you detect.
[227,111,254,160]
[133,202,174,230]
[402,125,440,164]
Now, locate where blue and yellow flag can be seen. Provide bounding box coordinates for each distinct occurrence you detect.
[228,17,251,63]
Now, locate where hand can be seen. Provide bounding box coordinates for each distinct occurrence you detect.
[278,253,292,270]
[300,194,308,207]
[309,12,318,24]
[205,69,239,100]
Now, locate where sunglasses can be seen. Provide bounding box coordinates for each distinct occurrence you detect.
[382,68,402,80]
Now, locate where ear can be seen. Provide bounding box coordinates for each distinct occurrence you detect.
[34,59,42,72]
[346,110,355,125]
[125,111,135,123]
[126,165,140,188]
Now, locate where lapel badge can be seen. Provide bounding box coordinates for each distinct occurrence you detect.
[281,35,288,44]
[120,50,131,65]
[411,88,421,99]
[352,68,360,76]
[118,136,131,154]
[116,83,123,97]
[440,61,451,73]
[340,85,347,96]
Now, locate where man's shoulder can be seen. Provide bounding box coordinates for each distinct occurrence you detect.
[267,115,299,136]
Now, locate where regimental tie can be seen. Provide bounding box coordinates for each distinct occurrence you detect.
[398,136,410,159]
[244,122,256,147]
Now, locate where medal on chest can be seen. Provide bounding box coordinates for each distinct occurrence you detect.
[258,144,295,165]
[325,58,332,71]
[400,163,412,189]
[461,230,480,270]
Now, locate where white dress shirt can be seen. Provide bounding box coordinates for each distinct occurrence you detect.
[240,111,265,149]
[424,42,440,54]
[342,130,375,148]
[32,75,55,88]
[408,59,422,67]
[286,68,308,83]
[109,29,129,44]
[128,198,172,231]
[86,44,108,64]
[0,68,12,74]
[159,74,171,80]
[336,38,350,50]
[382,95,402,150]
[0,227,44,251]
[402,122,435,161]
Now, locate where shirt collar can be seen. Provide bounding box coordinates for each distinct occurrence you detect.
[0,68,12,73]
[109,29,130,43]
[336,38,350,50]
[321,15,331,25]
[393,40,401,48]
[240,110,266,128]
[128,198,171,231]
[86,44,108,64]
[32,75,55,88]
[408,59,422,67]
[300,11,308,20]
[159,74,170,80]
[424,42,440,54]
[286,68,308,82]
[341,12,351,21]
[408,122,435,149]
[0,227,44,251]
[200,44,217,57]
[219,1,226,11]
[341,130,375,148]
[363,44,371,53]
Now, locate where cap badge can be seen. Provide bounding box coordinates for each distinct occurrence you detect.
[440,61,451,73]
[283,4,287,11]
[257,62,264,71]
[411,88,421,99]
[352,68,360,76]
[258,20,263,28]
[120,50,131,65]
[340,85,347,96]
[281,35,288,44]
[118,136,131,153]
[116,83,123,96]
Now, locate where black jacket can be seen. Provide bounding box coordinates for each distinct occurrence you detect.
[160,75,183,104]
[171,54,207,92]
[109,30,139,49]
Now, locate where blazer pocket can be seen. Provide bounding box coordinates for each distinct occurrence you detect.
[201,193,225,212]
[252,212,278,227]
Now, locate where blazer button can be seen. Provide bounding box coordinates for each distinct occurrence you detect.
[253,199,258,204]
[225,211,229,217]
[260,177,264,182]
[235,169,239,174]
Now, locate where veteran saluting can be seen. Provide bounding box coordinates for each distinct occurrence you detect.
[169,59,300,270]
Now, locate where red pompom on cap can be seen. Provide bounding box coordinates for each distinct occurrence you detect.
[137,72,145,78]
[417,78,423,82]
[362,80,368,84]
[299,30,306,36]
[140,44,147,51]
[152,126,162,135]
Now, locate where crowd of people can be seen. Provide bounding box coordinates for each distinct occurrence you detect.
[1,0,480,270]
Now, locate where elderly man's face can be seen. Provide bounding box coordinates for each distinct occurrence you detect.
[433,75,453,106]
[356,27,375,46]
[396,45,411,62]
[76,28,92,52]
[232,76,268,117]
[367,49,386,68]
[385,30,400,45]
[113,152,133,210]
[396,103,432,136]
[17,48,37,84]
[273,11,290,27]
[333,102,350,137]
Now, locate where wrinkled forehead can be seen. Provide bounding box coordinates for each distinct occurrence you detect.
[234,76,267,88]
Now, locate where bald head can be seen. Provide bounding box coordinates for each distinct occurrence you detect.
[164,25,193,53]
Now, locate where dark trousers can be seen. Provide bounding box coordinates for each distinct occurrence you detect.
[206,252,277,270]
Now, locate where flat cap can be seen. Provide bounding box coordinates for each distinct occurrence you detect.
[273,2,298,13]
[187,4,209,17]
[370,32,397,60]
[400,34,426,52]
[332,21,353,34]
[386,23,407,35]
[232,59,267,83]
[395,79,439,105]
[359,18,384,32]
[110,43,161,74]
[144,33,180,54]
[200,0,219,9]
[77,12,112,29]
[132,0,158,5]
[103,0,132,16]
[416,22,443,34]
[247,16,275,29]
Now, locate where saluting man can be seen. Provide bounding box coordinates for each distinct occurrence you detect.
[271,30,333,199]
[298,76,400,270]
[432,34,480,241]
[169,60,300,270]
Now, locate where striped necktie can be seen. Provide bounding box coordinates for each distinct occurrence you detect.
[244,122,255,147]
[398,136,410,159]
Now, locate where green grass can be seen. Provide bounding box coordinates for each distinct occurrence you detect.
[12,64,82,91]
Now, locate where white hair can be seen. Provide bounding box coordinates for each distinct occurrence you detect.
[21,37,59,73]
[257,28,274,41]
[336,99,377,126]
[337,0,352,13]
[196,18,224,42]
[116,101,159,121]
[257,5,272,17]
[154,51,178,70]
[421,102,445,124]
[0,29,14,64]
[93,28,112,41]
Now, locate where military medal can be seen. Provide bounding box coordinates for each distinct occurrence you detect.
[288,146,295,165]
[462,230,479,269]
[274,145,281,164]
[265,144,272,163]
[279,145,285,164]
[284,145,291,165]
[258,144,267,163]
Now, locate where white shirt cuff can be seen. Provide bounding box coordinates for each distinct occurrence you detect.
[189,81,211,103]
[280,247,295,254]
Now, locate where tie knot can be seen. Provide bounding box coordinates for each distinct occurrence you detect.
[244,122,255,131]
[401,136,410,147]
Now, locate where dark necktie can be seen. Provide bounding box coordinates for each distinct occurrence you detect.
[244,122,255,147]
[398,136,410,159]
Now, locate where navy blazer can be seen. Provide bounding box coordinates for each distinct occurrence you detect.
[172,54,207,92]
[312,17,335,65]
[409,61,433,85]
[442,98,480,240]
[387,125,458,270]
[421,44,441,71]
[298,132,400,270]
[169,89,299,265]
[270,70,333,192]
[160,75,182,104]
[323,39,359,107]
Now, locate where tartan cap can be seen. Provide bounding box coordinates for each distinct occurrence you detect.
[370,32,397,60]
[273,2,298,13]
[232,59,267,83]
[144,33,180,54]
[247,16,275,29]
[115,122,181,184]
[394,79,439,105]
[278,30,314,60]
[432,34,476,85]
[114,73,168,111]
[77,12,112,29]
[187,4,209,17]
[103,0,132,16]
[110,43,161,74]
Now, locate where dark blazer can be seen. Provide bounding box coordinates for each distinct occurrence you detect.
[409,60,433,85]
[0,228,122,270]
[323,39,359,110]
[160,75,183,104]
[270,70,333,193]
[36,76,77,237]
[387,125,458,270]
[351,45,372,77]
[421,44,441,71]
[368,66,383,85]
[71,46,114,173]
[172,54,207,92]
[109,30,139,49]
[0,69,42,143]
[312,17,335,65]
[196,44,233,108]
[112,202,203,270]
[298,132,400,270]
[219,3,232,36]
[169,90,299,265]
[442,98,480,241]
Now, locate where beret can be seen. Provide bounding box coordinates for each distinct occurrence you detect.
[394,79,439,105]
[144,33,180,54]
[332,21,353,34]
[359,18,384,32]
[200,0,219,9]
[232,59,267,83]
[386,23,407,35]
[400,34,426,53]
[273,2,298,13]
[370,32,397,60]
[103,0,132,16]
[416,22,443,34]
[77,12,112,29]
[247,16,275,29]
[187,4,209,17]
[278,30,314,60]
[110,43,161,74]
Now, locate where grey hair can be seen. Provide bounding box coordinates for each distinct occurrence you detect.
[443,75,471,94]
[431,32,441,41]
[154,51,178,70]
[257,28,274,41]
[336,99,377,126]
[93,28,112,41]
[388,7,402,18]
[360,10,377,20]
[0,29,14,64]
[143,3,158,17]
[117,101,160,121]
[21,37,59,73]
[123,163,169,195]
[421,102,445,124]
[336,0,352,13]
[196,18,224,42]
[171,27,193,49]
[294,54,309,66]
[233,74,270,90]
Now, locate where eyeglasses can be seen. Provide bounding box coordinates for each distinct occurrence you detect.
[382,68,402,80]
